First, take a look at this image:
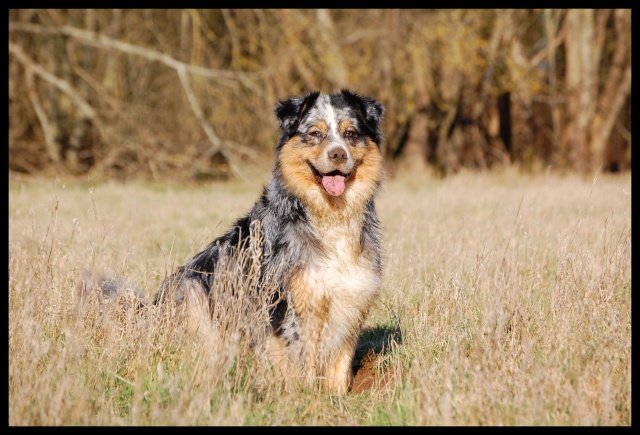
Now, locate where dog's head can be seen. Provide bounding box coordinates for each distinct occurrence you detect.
[274,90,384,204]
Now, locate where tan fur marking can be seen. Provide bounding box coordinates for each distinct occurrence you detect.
[279,138,322,201]
[325,334,358,393]
[349,138,384,202]
[267,334,290,380]
[337,119,355,133]
[278,136,383,216]
[289,272,333,379]
[313,120,329,134]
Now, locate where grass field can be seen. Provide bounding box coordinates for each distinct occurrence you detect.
[8,168,631,425]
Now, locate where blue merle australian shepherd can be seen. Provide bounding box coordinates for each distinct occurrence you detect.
[86,90,385,394]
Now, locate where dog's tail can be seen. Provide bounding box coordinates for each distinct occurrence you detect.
[76,268,147,310]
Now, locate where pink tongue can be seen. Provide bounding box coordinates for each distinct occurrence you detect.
[321,174,346,196]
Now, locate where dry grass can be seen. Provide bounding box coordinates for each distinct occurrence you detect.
[8,168,631,426]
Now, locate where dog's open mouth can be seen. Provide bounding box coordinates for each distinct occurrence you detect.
[309,164,351,197]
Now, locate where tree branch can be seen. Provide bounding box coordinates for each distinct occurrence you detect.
[24,67,61,164]
[9,22,269,87]
[9,41,106,139]
[176,65,248,182]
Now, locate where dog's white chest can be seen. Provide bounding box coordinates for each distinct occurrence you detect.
[298,220,381,351]
[310,219,379,295]
[306,249,380,301]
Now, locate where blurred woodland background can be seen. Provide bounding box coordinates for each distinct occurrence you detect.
[8,9,631,181]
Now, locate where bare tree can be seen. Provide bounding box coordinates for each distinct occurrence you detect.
[8,9,631,180]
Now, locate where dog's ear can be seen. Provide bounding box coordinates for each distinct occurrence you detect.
[274,91,320,138]
[340,89,385,145]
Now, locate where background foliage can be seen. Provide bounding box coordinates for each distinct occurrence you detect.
[9,9,631,181]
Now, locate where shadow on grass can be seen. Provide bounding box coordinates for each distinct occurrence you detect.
[352,323,403,372]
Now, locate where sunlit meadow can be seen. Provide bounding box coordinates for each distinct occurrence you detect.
[9,168,631,425]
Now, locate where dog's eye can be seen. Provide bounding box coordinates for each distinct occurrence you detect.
[344,130,356,139]
[308,131,323,139]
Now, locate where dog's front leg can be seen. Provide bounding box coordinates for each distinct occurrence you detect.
[324,335,357,394]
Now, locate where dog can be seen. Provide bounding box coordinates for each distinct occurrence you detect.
[87,90,385,394]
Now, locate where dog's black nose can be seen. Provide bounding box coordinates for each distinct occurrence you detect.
[328,146,348,162]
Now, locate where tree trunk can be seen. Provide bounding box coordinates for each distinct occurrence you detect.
[589,9,632,171]
[563,9,596,173]
[316,10,349,89]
